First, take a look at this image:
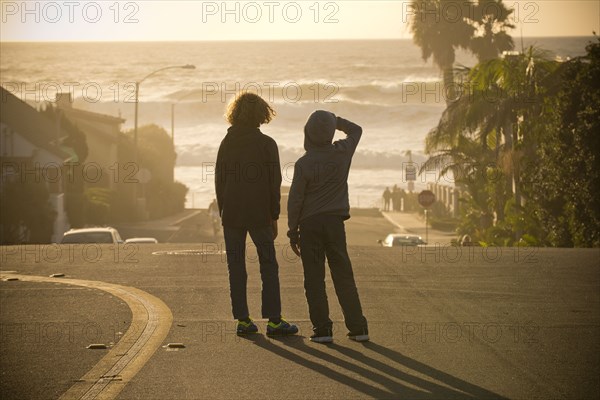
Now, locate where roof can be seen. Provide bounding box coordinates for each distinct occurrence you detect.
[0,86,74,162]
[64,227,119,234]
[58,106,125,124]
[387,234,422,238]
[58,105,125,144]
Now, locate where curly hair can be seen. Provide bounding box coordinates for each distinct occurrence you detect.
[225,92,275,127]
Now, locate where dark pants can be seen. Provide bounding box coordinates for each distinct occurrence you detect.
[223,225,281,320]
[299,214,368,333]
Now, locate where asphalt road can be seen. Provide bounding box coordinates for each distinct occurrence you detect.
[0,280,132,399]
[1,242,599,400]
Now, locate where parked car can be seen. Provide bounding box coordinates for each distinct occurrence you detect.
[125,237,158,244]
[459,234,478,246]
[377,234,427,247]
[61,227,123,244]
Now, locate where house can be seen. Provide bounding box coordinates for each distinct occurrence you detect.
[0,86,76,243]
[55,92,125,189]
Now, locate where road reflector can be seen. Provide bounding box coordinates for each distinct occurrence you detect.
[87,344,108,349]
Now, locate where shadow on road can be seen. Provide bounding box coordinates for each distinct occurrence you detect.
[240,335,506,399]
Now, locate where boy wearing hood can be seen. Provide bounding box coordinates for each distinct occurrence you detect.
[287,110,369,343]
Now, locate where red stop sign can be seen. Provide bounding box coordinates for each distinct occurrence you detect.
[418,190,436,208]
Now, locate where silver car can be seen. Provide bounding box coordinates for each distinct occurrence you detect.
[61,227,123,244]
[378,234,427,247]
[125,237,158,244]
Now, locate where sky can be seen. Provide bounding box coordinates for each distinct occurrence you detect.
[0,0,598,41]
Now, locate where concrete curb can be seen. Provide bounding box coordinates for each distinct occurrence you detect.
[0,273,173,400]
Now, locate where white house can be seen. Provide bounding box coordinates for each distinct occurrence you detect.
[1,86,76,243]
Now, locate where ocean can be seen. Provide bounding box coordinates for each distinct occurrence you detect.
[0,37,592,208]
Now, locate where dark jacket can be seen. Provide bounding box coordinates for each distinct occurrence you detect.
[287,111,362,243]
[215,125,282,228]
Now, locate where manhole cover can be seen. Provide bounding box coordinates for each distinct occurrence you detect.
[152,250,224,256]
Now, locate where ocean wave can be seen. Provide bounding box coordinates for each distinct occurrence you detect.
[134,78,445,106]
[5,76,447,112]
[176,143,426,170]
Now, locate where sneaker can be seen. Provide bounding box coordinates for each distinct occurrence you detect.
[266,318,299,336]
[310,328,333,344]
[236,318,259,335]
[347,327,369,342]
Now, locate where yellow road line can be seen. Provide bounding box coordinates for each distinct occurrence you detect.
[0,273,173,400]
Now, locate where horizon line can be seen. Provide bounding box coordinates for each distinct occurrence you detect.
[1,34,596,44]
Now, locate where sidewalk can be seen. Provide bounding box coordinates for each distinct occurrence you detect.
[381,212,457,245]
[115,209,208,243]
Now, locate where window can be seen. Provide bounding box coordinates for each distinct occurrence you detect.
[62,232,114,244]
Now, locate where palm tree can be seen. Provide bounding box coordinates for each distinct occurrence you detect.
[420,130,502,240]
[469,0,515,62]
[471,47,556,210]
[410,0,516,102]
[410,0,474,103]
[421,47,557,241]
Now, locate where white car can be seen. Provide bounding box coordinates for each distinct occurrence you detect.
[125,237,158,244]
[378,234,427,247]
[61,227,123,244]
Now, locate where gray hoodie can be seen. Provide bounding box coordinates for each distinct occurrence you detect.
[287,111,362,243]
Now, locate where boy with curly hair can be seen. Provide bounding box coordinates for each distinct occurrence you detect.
[216,92,298,336]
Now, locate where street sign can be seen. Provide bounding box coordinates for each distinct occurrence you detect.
[418,190,436,208]
[405,163,417,181]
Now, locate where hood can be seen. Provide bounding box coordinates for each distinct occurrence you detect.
[304,110,336,151]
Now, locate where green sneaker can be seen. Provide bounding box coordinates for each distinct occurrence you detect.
[266,318,299,336]
[236,318,259,335]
